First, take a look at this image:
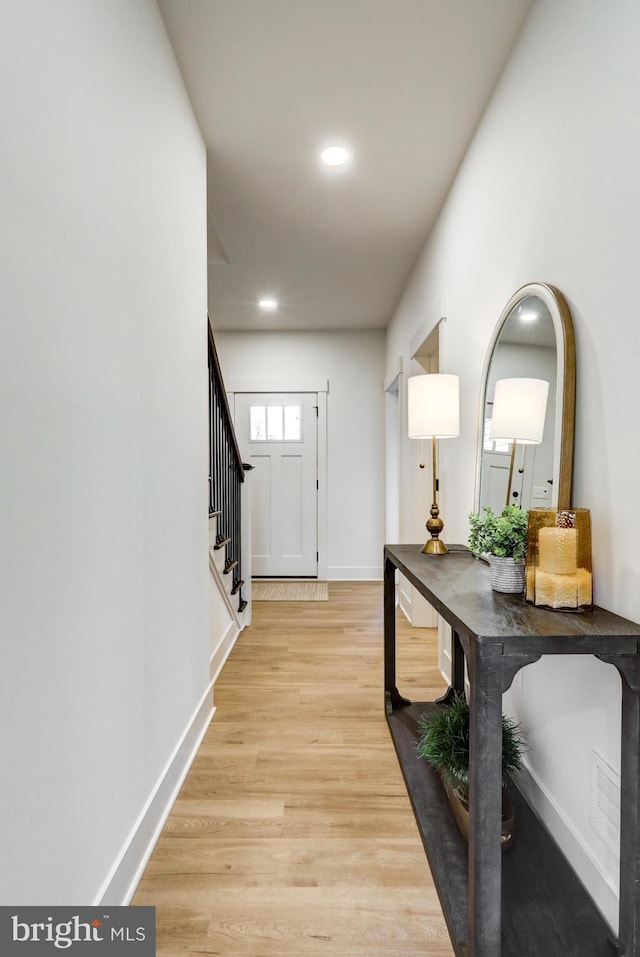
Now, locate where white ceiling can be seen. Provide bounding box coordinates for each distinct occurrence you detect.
[158,0,534,332]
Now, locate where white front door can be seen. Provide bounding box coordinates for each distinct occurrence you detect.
[481,444,533,511]
[235,392,318,577]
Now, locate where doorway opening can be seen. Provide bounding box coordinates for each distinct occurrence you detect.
[231,382,328,581]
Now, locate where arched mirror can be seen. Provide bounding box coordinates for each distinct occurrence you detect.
[476,282,576,512]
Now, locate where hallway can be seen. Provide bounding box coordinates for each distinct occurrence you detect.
[133,582,453,955]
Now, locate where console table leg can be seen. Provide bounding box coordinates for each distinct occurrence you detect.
[599,655,640,957]
[620,674,640,957]
[384,557,410,714]
[467,642,504,957]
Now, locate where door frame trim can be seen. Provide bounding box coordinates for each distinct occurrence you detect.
[227,377,328,394]
[227,379,328,582]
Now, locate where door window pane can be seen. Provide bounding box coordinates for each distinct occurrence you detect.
[250,403,304,442]
[284,405,301,440]
[250,406,266,440]
[266,406,283,440]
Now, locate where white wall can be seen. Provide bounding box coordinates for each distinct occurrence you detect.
[215,330,385,579]
[386,0,640,931]
[0,1,209,904]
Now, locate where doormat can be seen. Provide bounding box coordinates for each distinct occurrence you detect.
[252,581,329,601]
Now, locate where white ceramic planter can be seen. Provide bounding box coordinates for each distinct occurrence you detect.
[488,555,526,594]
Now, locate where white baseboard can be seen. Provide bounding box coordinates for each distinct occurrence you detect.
[516,761,618,934]
[327,566,383,580]
[210,618,240,683]
[439,647,452,686]
[95,682,215,906]
[398,585,412,622]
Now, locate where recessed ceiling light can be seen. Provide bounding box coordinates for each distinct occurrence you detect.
[258,297,278,311]
[321,145,350,167]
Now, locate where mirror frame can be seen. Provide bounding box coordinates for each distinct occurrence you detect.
[475,282,576,511]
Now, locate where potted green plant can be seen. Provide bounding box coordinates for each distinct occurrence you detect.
[468,504,529,593]
[417,695,526,849]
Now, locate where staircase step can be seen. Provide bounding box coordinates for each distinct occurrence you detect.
[238,599,248,613]
[224,559,239,575]
[214,536,231,550]
[231,579,244,595]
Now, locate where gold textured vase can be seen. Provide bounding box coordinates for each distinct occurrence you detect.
[525,508,592,611]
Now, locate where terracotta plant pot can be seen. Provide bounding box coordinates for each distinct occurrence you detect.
[439,773,515,850]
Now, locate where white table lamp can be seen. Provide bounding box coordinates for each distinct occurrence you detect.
[408,374,460,554]
[490,377,549,507]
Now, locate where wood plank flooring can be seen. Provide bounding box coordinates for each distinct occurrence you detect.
[133,581,454,956]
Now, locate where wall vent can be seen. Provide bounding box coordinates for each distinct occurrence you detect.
[590,750,621,850]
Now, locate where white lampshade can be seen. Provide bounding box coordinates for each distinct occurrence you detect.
[408,374,460,438]
[491,377,549,445]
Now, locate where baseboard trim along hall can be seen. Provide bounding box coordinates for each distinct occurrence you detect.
[210,618,239,683]
[95,681,215,906]
[327,566,382,581]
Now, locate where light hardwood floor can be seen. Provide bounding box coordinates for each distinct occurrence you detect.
[133,581,454,956]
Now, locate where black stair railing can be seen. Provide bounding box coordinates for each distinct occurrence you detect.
[208,323,248,613]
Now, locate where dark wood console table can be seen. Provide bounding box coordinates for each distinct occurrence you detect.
[384,544,640,957]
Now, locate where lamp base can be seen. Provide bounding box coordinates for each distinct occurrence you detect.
[422,505,447,556]
[423,538,448,555]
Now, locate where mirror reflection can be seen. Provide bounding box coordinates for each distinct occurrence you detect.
[479,295,558,511]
